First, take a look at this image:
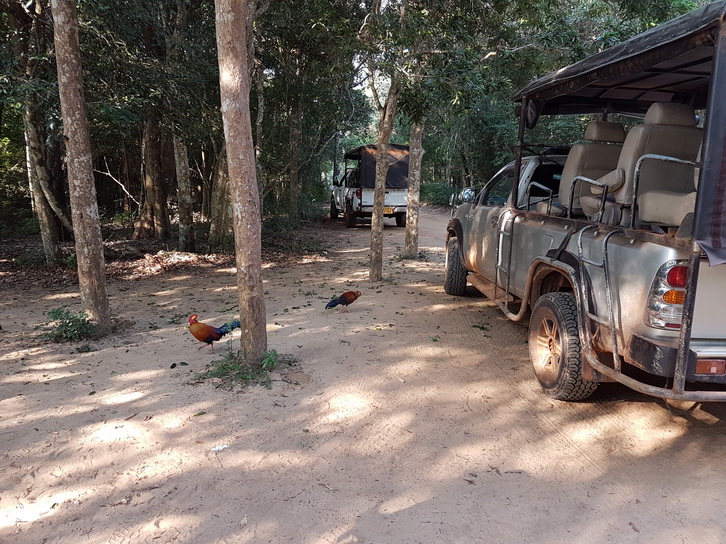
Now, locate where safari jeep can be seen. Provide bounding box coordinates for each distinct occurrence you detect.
[446,2,726,402]
[331,144,409,227]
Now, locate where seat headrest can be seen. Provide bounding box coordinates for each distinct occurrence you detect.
[584,121,626,143]
[644,103,697,127]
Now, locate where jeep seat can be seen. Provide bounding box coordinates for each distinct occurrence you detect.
[536,121,625,216]
[580,103,702,226]
[637,146,701,229]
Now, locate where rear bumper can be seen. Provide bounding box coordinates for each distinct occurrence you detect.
[629,334,726,384]
[357,206,407,216]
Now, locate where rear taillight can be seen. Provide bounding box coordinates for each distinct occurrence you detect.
[644,260,688,330]
[666,265,688,287]
[355,189,362,199]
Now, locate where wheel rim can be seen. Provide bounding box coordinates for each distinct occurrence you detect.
[533,313,562,382]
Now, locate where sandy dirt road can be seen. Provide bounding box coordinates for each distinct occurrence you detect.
[2,210,726,544]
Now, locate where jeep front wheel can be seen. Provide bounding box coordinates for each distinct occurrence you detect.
[395,213,406,227]
[330,199,339,219]
[529,292,598,401]
[444,237,467,295]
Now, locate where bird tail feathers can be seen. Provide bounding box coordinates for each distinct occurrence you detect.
[325,299,339,309]
[217,319,241,336]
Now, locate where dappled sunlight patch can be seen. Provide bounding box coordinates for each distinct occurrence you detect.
[166,274,193,281]
[325,393,370,422]
[111,368,165,382]
[0,488,85,527]
[87,421,147,443]
[379,488,434,515]
[43,292,80,302]
[101,391,146,405]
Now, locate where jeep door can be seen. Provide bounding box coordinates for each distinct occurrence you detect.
[467,164,517,282]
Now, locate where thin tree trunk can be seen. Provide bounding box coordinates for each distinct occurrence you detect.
[23,106,61,263]
[208,147,232,251]
[23,102,73,233]
[369,81,399,282]
[288,96,302,224]
[404,120,425,257]
[254,62,268,214]
[133,116,169,240]
[51,0,111,332]
[215,0,267,363]
[174,134,195,252]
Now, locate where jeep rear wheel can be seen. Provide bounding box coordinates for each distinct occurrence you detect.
[344,202,356,228]
[444,237,467,295]
[529,292,598,401]
[330,199,339,219]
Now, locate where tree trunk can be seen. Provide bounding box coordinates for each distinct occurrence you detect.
[215,0,267,363]
[207,147,233,251]
[23,105,61,264]
[50,0,111,333]
[288,96,302,224]
[174,134,195,252]
[10,4,62,262]
[132,115,170,240]
[369,81,399,282]
[404,120,425,257]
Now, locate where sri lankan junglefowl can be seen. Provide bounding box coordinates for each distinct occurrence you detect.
[325,290,361,311]
[188,314,241,353]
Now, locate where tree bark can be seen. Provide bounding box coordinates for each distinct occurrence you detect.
[174,134,195,252]
[50,0,111,332]
[23,104,61,264]
[215,0,268,362]
[404,120,425,257]
[10,4,62,262]
[207,147,233,251]
[132,115,170,240]
[369,81,399,282]
[288,96,302,224]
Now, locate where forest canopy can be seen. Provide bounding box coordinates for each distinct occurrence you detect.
[0,0,701,244]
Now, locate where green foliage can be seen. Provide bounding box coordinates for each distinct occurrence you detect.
[420,182,456,206]
[0,136,33,235]
[41,308,98,343]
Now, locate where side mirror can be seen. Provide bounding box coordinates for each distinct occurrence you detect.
[459,187,476,203]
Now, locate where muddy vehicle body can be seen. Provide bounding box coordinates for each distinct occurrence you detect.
[446,2,726,401]
[331,144,409,227]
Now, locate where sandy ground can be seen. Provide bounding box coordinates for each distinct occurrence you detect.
[3,210,726,544]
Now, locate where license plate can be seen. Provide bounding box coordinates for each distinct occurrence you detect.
[383,207,394,214]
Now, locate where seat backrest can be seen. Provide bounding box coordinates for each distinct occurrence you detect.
[611,103,702,207]
[559,121,625,215]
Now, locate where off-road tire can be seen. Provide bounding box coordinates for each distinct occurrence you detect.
[330,199,339,219]
[529,292,598,401]
[395,213,406,227]
[344,202,356,228]
[444,237,468,295]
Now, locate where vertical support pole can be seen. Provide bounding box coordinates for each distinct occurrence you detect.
[673,242,701,393]
[512,96,528,208]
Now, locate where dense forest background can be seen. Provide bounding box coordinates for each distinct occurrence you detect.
[0,0,702,249]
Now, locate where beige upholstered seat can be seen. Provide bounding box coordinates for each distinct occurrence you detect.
[580,103,702,226]
[536,121,625,216]
[637,147,700,228]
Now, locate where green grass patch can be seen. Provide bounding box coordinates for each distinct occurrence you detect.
[41,307,98,342]
[195,349,297,390]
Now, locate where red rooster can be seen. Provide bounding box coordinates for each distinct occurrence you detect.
[325,290,361,311]
[188,314,241,353]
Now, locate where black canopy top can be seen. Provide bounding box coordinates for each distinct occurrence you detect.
[344,144,410,189]
[513,2,726,116]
